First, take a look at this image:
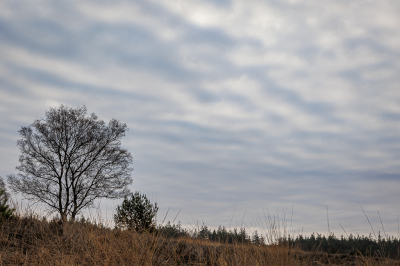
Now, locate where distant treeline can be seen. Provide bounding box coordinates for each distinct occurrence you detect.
[288,232,400,259]
[156,222,264,245]
[156,222,400,259]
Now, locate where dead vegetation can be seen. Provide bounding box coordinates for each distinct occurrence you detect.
[1,212,399,266]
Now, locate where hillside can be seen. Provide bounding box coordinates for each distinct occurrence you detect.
[1,213,399,265]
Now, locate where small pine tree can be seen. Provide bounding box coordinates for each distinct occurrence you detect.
[0,177,14,222]
[114,191,158,232]
[252,230,265,245]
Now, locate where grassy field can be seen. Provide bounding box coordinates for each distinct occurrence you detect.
[1,209,400,266]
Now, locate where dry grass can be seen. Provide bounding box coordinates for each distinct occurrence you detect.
[0,213,399,265]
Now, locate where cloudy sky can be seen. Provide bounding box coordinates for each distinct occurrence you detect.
[1,0,399,238]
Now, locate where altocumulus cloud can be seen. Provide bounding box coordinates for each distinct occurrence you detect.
[0,0,399,235]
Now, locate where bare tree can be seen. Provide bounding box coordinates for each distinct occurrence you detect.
[8,105,133,221]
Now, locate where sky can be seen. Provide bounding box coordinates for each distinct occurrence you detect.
[0,0,400,239]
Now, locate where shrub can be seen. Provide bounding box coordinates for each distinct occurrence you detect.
[156,221,190,238]
[114,191,158,232]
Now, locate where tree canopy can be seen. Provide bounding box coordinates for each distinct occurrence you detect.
[8,105,133,221]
